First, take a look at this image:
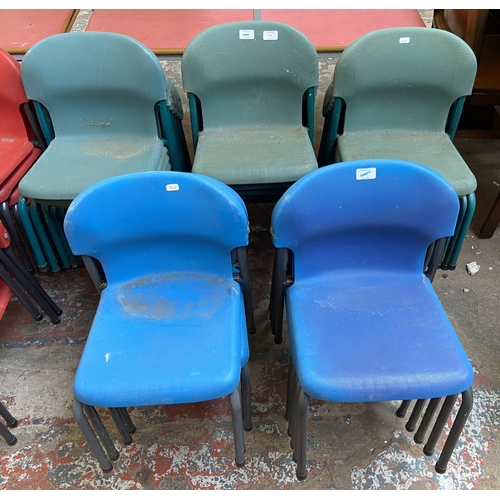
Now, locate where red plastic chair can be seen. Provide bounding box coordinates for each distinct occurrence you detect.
[0,48,44,273]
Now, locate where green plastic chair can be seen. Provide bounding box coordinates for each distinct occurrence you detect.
[17,31,190,273]
[318,27,478,270]
[182,21,318,202]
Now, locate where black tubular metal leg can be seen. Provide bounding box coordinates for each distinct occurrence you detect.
[82,256,107,294]
[295,388,309,481]
[424,394,459,457]
[117,407,136,434]
[396,400,412,418]
[435,388,473,474]
[241,364,253,431]
[414,398,442,444]
[406,399,428,432]
[109,408,133,445]
[1,247,62,321]
[425,238,447,283]
[83,405,120,461]
[0,421,17,445]
[0,401,17,427]
[0,201,35,273]
[291,369,302,457]
[0,263,43,321]
[235,247,256,334]
[229,387,246,467]
[270,248,288,344]
[73,399,113,472]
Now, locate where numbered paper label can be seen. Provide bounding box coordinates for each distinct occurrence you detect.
[399,37,411,44]
[166,184,180,191]
[356,168,377,180]
[263,30,278,40]
[239,29,255,40]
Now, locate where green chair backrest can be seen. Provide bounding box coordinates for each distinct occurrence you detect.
[21,32,169,140]
[182,21,318,129]
[333,27,477,133]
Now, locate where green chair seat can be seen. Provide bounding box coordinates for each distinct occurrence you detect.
[182,21,319,198]
[337,131,477,198]
[19,137,168,205]
[193,126,317,185]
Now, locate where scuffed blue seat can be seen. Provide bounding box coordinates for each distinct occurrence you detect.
[270,159,474,480]
[64,171,252,472]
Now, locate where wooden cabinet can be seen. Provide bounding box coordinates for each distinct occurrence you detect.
[434,9,500,138]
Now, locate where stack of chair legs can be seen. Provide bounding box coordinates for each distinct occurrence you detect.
[0,400,17,446]
[0,221,62,324]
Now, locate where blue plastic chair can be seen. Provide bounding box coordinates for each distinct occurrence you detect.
[18,31,191,273]
[270,159,474,480]
[182,21,318,202]
[64,171,253,472]
[318,27,478,271]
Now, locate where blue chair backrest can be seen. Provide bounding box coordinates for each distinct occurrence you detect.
[182,21,318,129]
[271,159,459,280]
[64,171,249,284]
[21,32,169,140]
[332,27,477,133]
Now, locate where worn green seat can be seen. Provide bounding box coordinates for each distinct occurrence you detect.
[318,27,478,270]
[182,21,318,201]
[19,31,185,206]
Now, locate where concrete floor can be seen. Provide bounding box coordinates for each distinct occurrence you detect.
[1,9,500,490]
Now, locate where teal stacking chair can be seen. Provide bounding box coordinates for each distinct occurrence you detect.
[18,31,190,273]
[270,159,474,480]
[64,171,252,472]
[318,27,478,270]
[182,21,318,202]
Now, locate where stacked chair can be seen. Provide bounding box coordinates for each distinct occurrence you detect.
[0,48,46,274]
[17,31,191,275]
[63,171,253,472]
[270,159,474,480]
[182,21,319,202]
[318,27,478,270]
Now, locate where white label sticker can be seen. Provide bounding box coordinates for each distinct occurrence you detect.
[239,29,255,40]
[356,168,377,180]
[166,183,179,191]
[263,30,278,40]
[399,37,411,44]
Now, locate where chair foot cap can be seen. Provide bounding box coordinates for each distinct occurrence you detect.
[435,464,446,474]
[423,448,434,457]
[244,424,253,432]
[296,472,307,481]
[235,460,245,467]
[102,465,113,473]
[7,436,17,446]
[414,437,424,444]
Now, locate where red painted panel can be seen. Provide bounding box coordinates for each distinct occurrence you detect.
[0,9,77,52]
[87,9,255,54]
[262,9,426,50]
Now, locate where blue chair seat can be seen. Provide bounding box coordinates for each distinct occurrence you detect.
[74,272,248,408]
[192,126,317,185]
[19,136,169,204]
[337,131,477,198]
[287,271,473,403]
